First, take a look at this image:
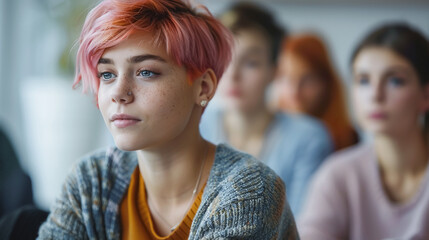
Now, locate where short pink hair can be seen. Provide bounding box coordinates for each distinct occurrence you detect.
[74,0,233,94]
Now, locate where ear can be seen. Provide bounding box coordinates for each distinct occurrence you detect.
[194,69,218,107]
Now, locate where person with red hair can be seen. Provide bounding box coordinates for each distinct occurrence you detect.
[274,34,359,150]
[37,0,298,239]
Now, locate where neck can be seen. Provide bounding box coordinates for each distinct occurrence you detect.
[223,107,274,157]
[375,128,428,203]
[375,127,428,176]
[225,107,274,139]
[137,109,213,204]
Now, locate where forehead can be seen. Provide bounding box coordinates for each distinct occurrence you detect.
[233,29,270,55]
[281,53,311,70]
[101,31,169,61]
[353,47,413,74]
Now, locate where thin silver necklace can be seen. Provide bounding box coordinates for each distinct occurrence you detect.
[149,144,208,232]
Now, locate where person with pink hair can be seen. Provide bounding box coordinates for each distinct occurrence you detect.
[37,0,298,239]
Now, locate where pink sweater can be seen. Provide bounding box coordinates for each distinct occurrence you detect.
[299,144,429,240]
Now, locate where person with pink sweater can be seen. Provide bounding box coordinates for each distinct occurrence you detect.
[299,23,429,240]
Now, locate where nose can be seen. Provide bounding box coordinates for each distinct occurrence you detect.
[372,82,385,103]
[111,74,134,104]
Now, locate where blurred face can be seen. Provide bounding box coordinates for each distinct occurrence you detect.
[97,31,197,151]
[217,29,274,113]
[276,53,327,116]
[352,47,427,136]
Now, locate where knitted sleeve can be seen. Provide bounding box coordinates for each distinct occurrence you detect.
[37,149,113,240]
[37,160,90,240]
[192,161,300,240]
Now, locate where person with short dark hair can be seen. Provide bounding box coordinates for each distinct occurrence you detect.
[0,127,33,217]
[200,2,333,217]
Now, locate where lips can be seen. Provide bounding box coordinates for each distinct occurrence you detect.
[368,112,387,120]
[110,113,141,128]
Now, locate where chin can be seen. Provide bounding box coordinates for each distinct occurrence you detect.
[112,135,145,151]
[366,125,392,136]
[115,142,141,151]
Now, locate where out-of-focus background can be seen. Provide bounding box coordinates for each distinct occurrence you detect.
[0,0,428,212]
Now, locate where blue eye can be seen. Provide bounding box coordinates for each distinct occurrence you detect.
[244,60,260,68]
[138,70,158,78]
[357,77,370,85]
[388,77,404,87]
[100,72,116,81]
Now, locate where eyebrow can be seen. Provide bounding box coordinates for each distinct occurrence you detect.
[98,58,112,64]
[354,65,412,75]
[98,54,166,65]
[385,66,412,75]
[245,47,265,55]
[129,54,166,63]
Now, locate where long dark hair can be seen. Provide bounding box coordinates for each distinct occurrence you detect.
[351,23,429,135]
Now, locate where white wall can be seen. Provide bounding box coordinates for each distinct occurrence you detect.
[0,0,111,209]
[0,0,27,166]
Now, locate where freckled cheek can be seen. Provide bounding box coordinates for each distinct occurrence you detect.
[140,86,189,120]
[97,89,110,122]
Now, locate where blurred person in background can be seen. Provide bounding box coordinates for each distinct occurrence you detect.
[0,126,48,239]
[299,23,429,239]
[273,34,359,151]
[200,2,333,217]
[0,126,33,217]
[37,0,298,239]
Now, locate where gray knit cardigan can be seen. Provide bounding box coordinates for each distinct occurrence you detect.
[37,144,299,239]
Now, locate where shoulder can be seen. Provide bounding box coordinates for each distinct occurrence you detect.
[275,113,332,145]
[273,113,334,158]
[61,146,137,208]
[192,144,296,239]
[72,146,137,180]
[210,144,285,200]
[323,143,373,171]
[38,146,137,239]
[276,113,328,134]
[298,146,371,240]
[314,143,374,185]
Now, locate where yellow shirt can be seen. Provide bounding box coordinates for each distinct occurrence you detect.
[120,167,205,240]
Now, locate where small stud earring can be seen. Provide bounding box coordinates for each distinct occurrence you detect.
[200,100,208,107]
[127,91,132,96]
